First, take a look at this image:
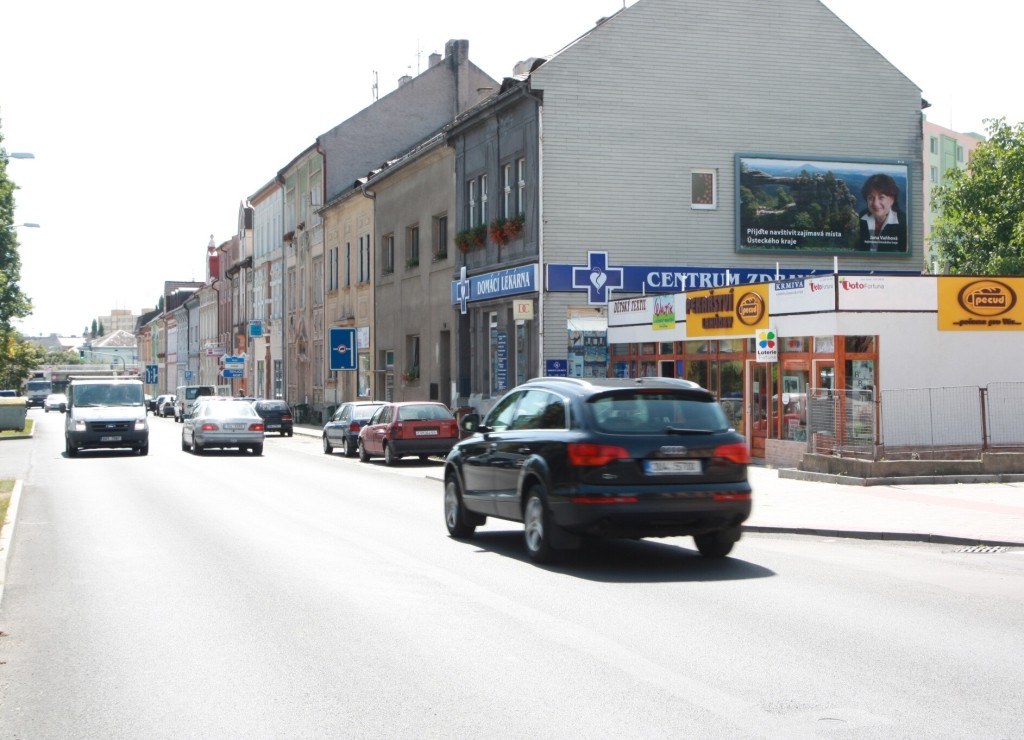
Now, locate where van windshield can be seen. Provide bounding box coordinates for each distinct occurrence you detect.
[185,387,214,400]
[73,384,145,407]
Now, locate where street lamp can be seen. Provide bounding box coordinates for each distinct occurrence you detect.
[9,152,35,159]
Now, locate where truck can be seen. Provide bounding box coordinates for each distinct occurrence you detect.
[25,378,53,408]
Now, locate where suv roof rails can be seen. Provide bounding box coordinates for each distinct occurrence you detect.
[521,376,703,390]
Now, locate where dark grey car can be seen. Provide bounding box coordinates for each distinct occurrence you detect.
[443,377,752,563]
[322,401,384,457]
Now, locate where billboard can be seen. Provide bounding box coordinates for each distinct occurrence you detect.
[737,155,910,255]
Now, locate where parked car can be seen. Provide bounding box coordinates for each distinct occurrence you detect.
[44,392,67,413]
[145,394,156,412]
[155,394,176,417]
[357,401,459,465]
[322,401,385,457]
[251,399,293,436]
[442,376,752,563]
[181,398,265,455]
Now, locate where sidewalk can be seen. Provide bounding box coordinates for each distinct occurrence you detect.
[293,424,1024,547]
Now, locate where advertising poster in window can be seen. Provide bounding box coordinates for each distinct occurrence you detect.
[737,155,910,254]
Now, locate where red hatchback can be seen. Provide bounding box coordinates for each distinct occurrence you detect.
[358,402,459,465]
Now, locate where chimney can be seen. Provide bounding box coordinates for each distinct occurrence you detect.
[429,52,442,68]
[398,74,413,87]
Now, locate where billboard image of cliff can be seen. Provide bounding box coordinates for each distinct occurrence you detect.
[737,155,909,255]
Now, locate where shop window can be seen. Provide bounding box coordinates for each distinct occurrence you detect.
[567,308,608,378]
[640,342,656,355]
[718,339,743,354]
[639,360,657,377]
[686,340,712,354]
[659,342,675,354]
[781,336,807,352]
[609,343,631,356]
[813,336,835,353]
[845,336,875,353]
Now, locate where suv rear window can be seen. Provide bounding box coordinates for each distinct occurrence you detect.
[589,392,728,434]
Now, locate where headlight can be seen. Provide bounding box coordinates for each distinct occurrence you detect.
[134,419,147,431]
[74,420,86,432]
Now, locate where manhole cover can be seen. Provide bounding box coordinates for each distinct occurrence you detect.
[954,545,1008,554]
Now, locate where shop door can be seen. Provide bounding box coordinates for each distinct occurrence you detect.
[747,360,775,459]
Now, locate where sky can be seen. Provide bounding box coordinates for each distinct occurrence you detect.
[3,0,1021,338]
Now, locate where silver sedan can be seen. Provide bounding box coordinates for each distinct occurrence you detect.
[181,398,266,455]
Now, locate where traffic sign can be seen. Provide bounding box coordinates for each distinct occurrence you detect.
[329,327,357,371]
[145,365,159,384]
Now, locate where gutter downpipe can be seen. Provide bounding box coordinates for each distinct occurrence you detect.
[524,87,545,379]
[360,182,376,399]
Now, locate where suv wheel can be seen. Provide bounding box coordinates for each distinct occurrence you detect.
[66,437,78,458]
[444,476,476,539]
[524,485,557,563]
[693,527,740,558]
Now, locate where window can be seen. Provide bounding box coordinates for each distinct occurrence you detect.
[957,145,964,162]
[406,225,419,268]
[930,136,938,154]
[516,157,526,215]
[467,179,477,229]
[406,335,420,378]
[327,247,338,291]
[479,174,488,226]
[434,214,448,260]
[313,256,324,306]
[382,233,395,275]
[344,243,351,287]
[359,234,371,283]
[502,163,513,218]
[691,169,716,209]
[930,165,938,184]
[288,268,296,311]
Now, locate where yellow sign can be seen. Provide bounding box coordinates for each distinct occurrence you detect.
[685,284,769,337]
[937,277,1024,331]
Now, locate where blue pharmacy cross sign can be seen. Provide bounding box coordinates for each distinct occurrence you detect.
[145,365,159,384]
[571,251,625,305]
[456,266,470,315]
[329,327,357,371]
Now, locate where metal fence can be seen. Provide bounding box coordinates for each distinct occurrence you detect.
[806,382,1024,460]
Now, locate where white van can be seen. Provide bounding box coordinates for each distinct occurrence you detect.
[174,385,217,422]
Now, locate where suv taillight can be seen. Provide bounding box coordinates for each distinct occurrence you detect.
[713,441,751,464]
[568,443,630,467]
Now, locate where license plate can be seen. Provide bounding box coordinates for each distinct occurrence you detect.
[225,423,244,430]
[415,429,439,436]
[266,424,280,429]
[645,460,701,475]
[100,435,122,442]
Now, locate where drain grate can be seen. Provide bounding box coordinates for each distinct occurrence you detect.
[954,545,1009,554]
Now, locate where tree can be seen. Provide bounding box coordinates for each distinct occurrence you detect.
[0,333,43,390]
[0,126,33,335]
[931,118,1024,275]
[91,319,98,338]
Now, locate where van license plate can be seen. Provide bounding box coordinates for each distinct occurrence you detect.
[100,435,122,442]
[645,460,701,475]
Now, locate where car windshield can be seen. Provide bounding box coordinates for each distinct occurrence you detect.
[397,404,452,421]
[353,404,383,420]
[199,401,260,418]
[588,391,729,434]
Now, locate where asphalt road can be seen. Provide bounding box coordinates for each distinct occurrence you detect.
[1,412,1022,738]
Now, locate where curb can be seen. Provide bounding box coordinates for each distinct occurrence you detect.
[0,479,24,607]
[777,468,1024,487]
[742,524,1023,548]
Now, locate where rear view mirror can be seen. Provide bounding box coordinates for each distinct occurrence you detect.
[460,413,480,432]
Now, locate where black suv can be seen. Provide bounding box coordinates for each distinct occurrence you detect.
[443,377,752,562]
[252,399,294,437]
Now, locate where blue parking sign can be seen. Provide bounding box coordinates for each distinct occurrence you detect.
[329,328,357,371]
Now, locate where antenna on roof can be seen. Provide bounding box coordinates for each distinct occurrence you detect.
[372,71,378,102]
